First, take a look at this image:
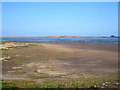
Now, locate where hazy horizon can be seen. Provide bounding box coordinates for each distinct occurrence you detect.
[2,2,118,37]
[1,34,119,37]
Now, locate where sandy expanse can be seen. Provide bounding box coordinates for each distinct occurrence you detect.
[2,42,118,82]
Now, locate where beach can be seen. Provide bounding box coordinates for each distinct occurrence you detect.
[1,41,119,88]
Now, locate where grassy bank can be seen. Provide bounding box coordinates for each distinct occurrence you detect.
[2,74,119,88]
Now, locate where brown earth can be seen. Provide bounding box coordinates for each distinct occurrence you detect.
[2,43,118,82]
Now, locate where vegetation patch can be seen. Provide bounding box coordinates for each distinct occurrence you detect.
[1,41,10,45]
[2,75,119,88]
[28,44,37,46]
[42,75,118,88]
[12,70,26,74]
[2,80,42,88]
[30,74,56,78]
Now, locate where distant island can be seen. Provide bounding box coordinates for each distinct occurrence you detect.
[110,35,119,38]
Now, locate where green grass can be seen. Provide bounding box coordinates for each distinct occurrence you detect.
[2,74,118,88]
[28,44,37,46]
[42,75,118,88]
[2,82,19,88]
[1,46,28,50]
[1,41,10,44]
[2,80,42,88]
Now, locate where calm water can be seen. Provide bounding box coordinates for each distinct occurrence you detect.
[2,37,119,45]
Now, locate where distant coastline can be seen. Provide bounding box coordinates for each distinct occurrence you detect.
[1,35,119,38]
[1,36,92,37]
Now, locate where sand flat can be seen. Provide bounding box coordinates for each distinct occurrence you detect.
[2,42,118,81]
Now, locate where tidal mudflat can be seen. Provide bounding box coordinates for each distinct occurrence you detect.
[1,41,119,88]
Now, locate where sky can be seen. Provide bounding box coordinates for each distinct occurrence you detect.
[2,2,118,36]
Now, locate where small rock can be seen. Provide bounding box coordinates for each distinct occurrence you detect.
[6,56,10,59]
[105,85,108,87]
[103,83,105,86]
[3,60,8,61]
[94,85,97,88]
[116,83,119,85]
[101,87,104,88]
[2,58,5,60]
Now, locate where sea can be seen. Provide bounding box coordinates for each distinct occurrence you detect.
[1,37,119,46]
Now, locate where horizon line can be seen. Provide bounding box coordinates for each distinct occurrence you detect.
[1,35,118,37]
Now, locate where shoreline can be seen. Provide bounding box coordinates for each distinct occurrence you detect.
[1,36,119,46]
[1,40,118,52]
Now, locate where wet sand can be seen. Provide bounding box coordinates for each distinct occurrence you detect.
[2,42,118,82]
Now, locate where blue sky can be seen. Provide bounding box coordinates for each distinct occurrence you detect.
[2,2,118,36]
